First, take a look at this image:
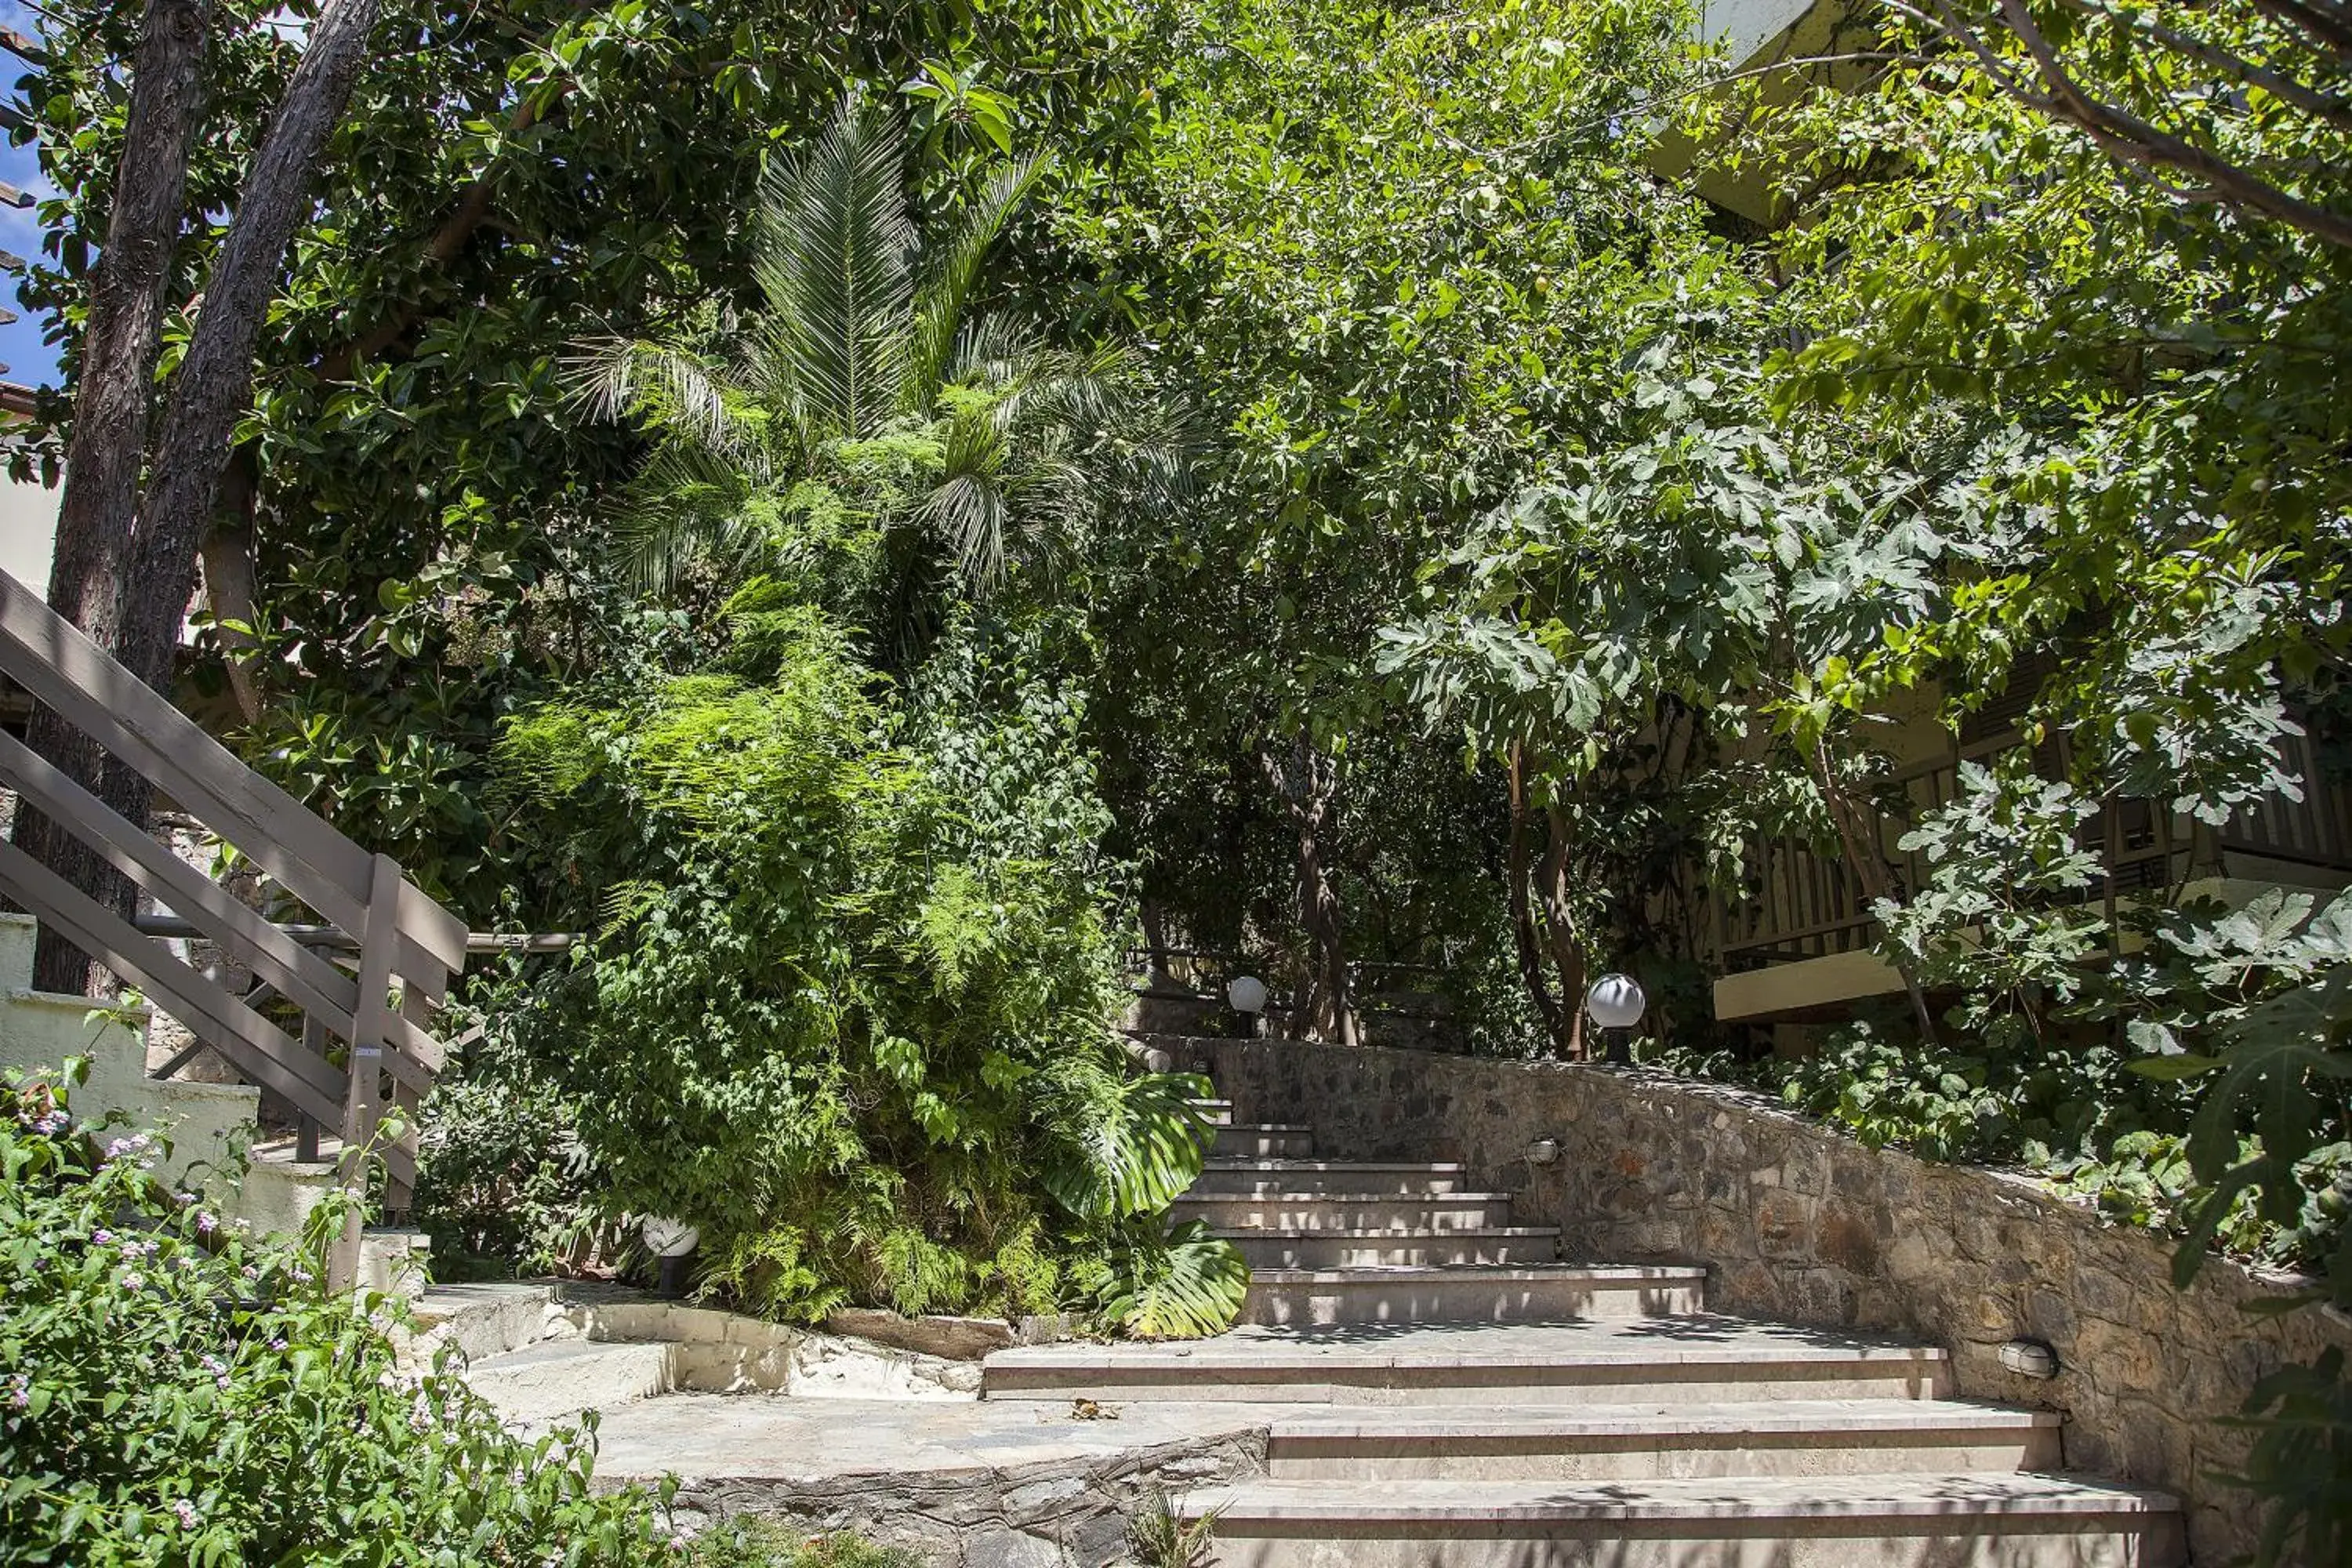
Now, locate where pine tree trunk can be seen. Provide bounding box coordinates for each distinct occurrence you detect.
[16,0,214,995]
[20,0,383,993]
[125,0,383,694]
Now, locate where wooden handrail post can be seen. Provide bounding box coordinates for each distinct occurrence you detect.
[332,852,404,1290]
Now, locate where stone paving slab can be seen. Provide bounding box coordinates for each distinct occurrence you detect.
[985,1315,1954,1371]
[1181,1472,2184,1523]
[585,1392,1323,1483]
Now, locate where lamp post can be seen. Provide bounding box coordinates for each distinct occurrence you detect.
[1229,975,1269,1038]
[1584,972,1646,1065]
[641,1215,700,1298]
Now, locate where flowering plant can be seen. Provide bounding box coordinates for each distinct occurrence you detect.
[0,1065,683,1565]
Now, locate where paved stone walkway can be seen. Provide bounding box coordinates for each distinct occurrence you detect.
[586,1393,1307,1482]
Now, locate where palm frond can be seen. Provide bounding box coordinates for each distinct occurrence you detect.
[563,336,765,471]
[909,154,1051,409]
[942,313,1048,392]
[757,93,917,444]
[612,441,765,593]
[916,468,1012,593]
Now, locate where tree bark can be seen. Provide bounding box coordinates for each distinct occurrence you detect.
[16,0,214,993]
[125,0,385,701]
[1537,800,1588,1062]
[1260,734,1358,1047]
[1506,741,1566,1051]
[198,450,265,724]
[1809,735,1942,1044]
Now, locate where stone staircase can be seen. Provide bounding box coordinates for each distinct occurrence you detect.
[982,1094,2187,1568]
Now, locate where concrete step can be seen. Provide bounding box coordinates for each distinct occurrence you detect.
[1224,1228,1561,1269]
[1173,1192,1521,1232]
[981,1319,1951,1406]
[1242,1265,1707,1327]
[411,1281,561,1362]
[1178,1474,2185,1568]
[1188,1160,1470,1196]
[1189,1098,1236,1127]
[1264,1399,2063,1480]
[464,1338,677,1425]
[241,1138,343,1235]
[1213,1123,1316,1159]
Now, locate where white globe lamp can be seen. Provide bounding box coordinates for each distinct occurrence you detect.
[1584,972,1646,1064]
[1228,975,1269,1037]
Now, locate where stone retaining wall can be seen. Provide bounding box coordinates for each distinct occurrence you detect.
[670,1429,1266,1567]
[1174,1035,2352,1566]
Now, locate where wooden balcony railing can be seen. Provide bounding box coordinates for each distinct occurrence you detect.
[1716,732,2352,969]
[0,571,466,1236]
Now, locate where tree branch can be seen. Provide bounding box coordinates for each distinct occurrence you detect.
[2249,0,2352,63]
[1910,0,2352,251]
[312,85,568,383]
[124,0,385,690]
[2053,0,2352,135]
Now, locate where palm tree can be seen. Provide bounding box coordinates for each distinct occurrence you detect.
[570,93,1173,658]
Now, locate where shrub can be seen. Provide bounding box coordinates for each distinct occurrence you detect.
[0,1068,681,1566]
[483,608,1240,1332]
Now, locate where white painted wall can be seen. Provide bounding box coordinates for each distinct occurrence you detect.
[0,463,57,595]
[1698,0,1821,64]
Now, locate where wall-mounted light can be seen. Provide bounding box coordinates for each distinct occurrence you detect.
[1525,1137,1562,1167]
[2000,1338,2060,1379]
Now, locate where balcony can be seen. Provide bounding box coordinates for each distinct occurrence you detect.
[1711,731,2352,1023]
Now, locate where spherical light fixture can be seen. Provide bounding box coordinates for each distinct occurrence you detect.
[1584,972,1646,1065]
[641,1214,700,1299]
[1584,972,1646,1029]
[1228,975,1269,1038]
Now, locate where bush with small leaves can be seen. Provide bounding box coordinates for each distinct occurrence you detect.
[0,1067,682,1566]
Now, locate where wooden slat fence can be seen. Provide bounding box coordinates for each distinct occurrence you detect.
[1718,732,2352,969]
[0,570,464,1261]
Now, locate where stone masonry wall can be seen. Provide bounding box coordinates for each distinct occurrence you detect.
[1171,1035,2352,1566]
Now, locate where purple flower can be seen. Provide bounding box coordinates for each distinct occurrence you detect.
[119,1270,144,1290]
[172,1498,200,1530]
[194,1211,218,1235]
[91,1229,113,1246]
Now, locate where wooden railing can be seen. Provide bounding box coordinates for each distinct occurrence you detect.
[1716,732,2352,968]
[0,571,466,1226]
